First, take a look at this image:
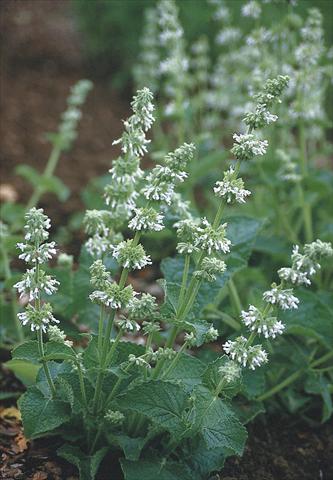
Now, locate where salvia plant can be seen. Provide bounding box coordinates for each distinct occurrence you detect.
[0,79,92,344]
[9,78,333,480]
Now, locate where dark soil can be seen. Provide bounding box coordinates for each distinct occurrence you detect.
[0,0,129,236]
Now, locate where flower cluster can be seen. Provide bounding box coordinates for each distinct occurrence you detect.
[142,143,195,204]
[223,336,268,370]
[57,79,93,150]
[218,360,241,384]
[15,209,59,332]
[214,166,251,204]
[263,285,299,310]
[127,293,158,320]
[278,240,333,286]
[48,325,73,348]
[241,1,261,19]
[194,257,226,282]
[133,8,160,93]
[231,133,268,161]
[14,269,59,301]
[112,240,152,271]
[90,283,135,310]
[241,306,285,339]
[129,207,164,232]
[18,303,59,333]
[225,239,331,371]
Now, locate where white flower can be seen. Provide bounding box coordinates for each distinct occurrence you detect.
[112,240,152,270]
[214,166,251,204]
[241,305,285,338]
[242,1,261,19]
[48,325,73,347]
[17,241,57,264]
[231,133,268,161]
[18,303,59,332]
[117,317,140,332]
[218,360,241,383]
[130,87,155,131]
[90,284,135,310]
[263,286,299,310]
[85,234,110,258]
[216,27,241,46]
[14,268,59,301]
[223,336,268,370]
[113,120,150,158]
[129,207,164,232]
[195,218,231,255]
[278,267,311,286]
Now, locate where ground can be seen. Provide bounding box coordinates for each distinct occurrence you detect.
[1,1,333,479]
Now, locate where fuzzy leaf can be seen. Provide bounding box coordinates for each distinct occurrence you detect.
[193,388,247,456]
[118,380,189,438]
[18,385,70,438]
[121,457,195,480]
[12,341,40,365]
[57,444,107,480]
[109,433,147,461]
[162,353,206,391]
[281,289,333,349]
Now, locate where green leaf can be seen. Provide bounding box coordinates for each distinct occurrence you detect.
[201,356,241,398]
[18,385,70,438]
[15,164,41,188]
[121,457,194,480]
[241,367,266,399]
[38,176,70,201]
[118,380,189,438]
[5,359,40,386]
[281,289,333,349]
[162,353,206,391]
[183,437,226,477]
[12,341,40,365]
[305,373,333,423]
[109,433,147,461]
[232,398,265,424]
[57,444,107,480]
[193,388,247,456]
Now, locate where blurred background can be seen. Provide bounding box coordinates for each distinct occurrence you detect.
[1,0,332,231]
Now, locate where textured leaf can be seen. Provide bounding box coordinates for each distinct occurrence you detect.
[57,444,107,480]
[193,388,247,455]
[109,433,147,461]
[121,457,195,480]
[281,289,333,349]
[241,367,266,399]
[184,437,226,477]
[19,385,70,438]
[12,341,40,365]
[118,381,189,438]
[232,398,265,424]
[162,353,206,391]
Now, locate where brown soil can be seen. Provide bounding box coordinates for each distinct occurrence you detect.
[0,0,129,235]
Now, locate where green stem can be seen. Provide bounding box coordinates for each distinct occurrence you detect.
[257,350,333,402]
[299,121,307,177]
[296,182,313,243]
[105,328,123,366]
[26,144,62,211]
[38,329,56,397]
[161,342,188,380]
[0,243,24,342]
[228,278,243,317]
[178,255,190,307]
[97,306,105,353]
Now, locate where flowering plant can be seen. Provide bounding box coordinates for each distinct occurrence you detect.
[9,79,332,480]
[0,80,92,344]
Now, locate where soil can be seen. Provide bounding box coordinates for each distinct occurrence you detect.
[0,0,129,240]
